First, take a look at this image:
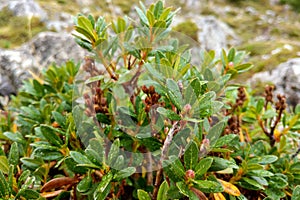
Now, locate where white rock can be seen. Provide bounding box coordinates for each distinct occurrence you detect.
[2,0,48,21]
[250,58,300,106]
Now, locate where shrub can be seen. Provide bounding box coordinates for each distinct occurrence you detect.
[0,1,300,200]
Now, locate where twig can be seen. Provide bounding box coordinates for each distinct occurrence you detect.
[152,121,179,199]
[146,151,153,186]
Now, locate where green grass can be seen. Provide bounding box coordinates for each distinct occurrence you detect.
[0,7,46,48]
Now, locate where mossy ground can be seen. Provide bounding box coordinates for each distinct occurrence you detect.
[172,20,199,42]
[0,0,140,49]
[196,0,300,77]
[0,7,46,48]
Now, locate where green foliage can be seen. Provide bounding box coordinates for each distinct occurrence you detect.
[281,0,300,12]
[0,1,300,200]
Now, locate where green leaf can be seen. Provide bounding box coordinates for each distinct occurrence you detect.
[77,16,95,38]
[88,138,105,164]
[268,175,288,189]
[108,139,120,166]
[21,157,43,170]
[157,180,169,200]
[167,79,183,110]
[195,157,214,177]
[206,121,225,147]
[135,7,149,26]
[192,180,224,193]
[184,141,199,170]
[215,134,238,148]
[264,187,286,199]
[239,177,264,190]
[176,182,198,200]
[295,104,300,114]
[154,1,163,19]
[77,176,92,193]
[96,113,111,124]
[3,131,25,144]
[159,7,171,21]
[235,63,253,73]
[146,10,155,26]
[247,170,274,177]
[18,189,40,199]
[157,107,181,121]
[94,172,113,200]
[209,157,239,171]
[34,148,63,161]
[112,17,127,33]
[65,157,87,174]
[70,151,94,165]
[228,48,236,62]
[18,170,30,183]
[256,98,265,114]
[258,155,278,165]
[0,156,10,174]
[162,156,185,182]
[8,142,19,166]
[52,111,66,127]
[292,185,300,200]
[114,167,136,181]
[262,109,277,120]
[137,189,151,200]
[144,63,165,82]
[250,176,268,186]
[40,125,63,147]
[221,49,228,67]
[0,171,9,197]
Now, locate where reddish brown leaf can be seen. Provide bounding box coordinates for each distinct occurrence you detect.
[40,177,78,192]
[41,189,65,198]
[190,187,208,200]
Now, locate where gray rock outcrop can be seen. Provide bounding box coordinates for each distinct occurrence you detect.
[0,32,86,97]
[0,0,48,21]
[172,15,240,51]
[250,58,300,106]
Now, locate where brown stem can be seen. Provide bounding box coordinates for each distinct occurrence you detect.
[152,122,179,199]
[146,151,153,186]
[152,169,163,200]
[269,109,283,146]
[258,117,270,136]
[97,51,118,80]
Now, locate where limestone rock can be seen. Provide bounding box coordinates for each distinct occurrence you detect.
[0,49,37,96]
[0,32,86,97]
[0,0,48,21]
[20,32,86,67]
[250,58,300,106]
[46,12,73,32]
[172,15,240,51]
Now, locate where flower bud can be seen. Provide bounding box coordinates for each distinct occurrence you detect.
[185,169,195,179]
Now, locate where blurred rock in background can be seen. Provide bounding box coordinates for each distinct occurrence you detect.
[250,58,300,107]
[0,32,86,96]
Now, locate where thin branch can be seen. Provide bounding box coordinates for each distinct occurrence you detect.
[152,121,179,199]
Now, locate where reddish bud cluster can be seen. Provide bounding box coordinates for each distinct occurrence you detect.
[275,94,287,111]
[236,87,246,107]
[185,169,195,179]
[264,85,275,104]
[142,85,163,112]
[84,82,109,117]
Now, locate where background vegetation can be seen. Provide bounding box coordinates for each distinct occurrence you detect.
[0,0,300,200]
